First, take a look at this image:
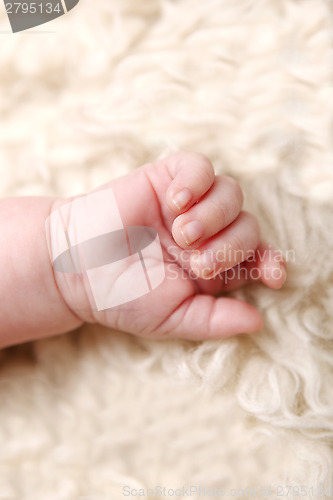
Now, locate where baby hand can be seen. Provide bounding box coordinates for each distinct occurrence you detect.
[48,152,286,340]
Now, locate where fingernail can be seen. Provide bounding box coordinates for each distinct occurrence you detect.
[172,188,192,210]
[180,220,204,246]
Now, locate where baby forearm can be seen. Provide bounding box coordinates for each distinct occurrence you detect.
[0,197,83,348]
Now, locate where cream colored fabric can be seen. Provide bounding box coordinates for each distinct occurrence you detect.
[0,0,332,498]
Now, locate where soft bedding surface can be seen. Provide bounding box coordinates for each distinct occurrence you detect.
[0,0,332,498]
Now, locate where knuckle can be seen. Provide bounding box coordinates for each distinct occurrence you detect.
[186,151,215,177]
[216,201,232,227]
[164,151,215,183]
[223,176,244,206]
[229,233,247,264]
[241,211,261,239]
[214,178,243,226]
[228,211,261,265]
[196,152,215,176]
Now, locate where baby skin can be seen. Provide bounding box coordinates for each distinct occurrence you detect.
[0,152,286,349]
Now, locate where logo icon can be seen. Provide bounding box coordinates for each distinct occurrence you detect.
[4,0,80,33]
[45,189,165,312]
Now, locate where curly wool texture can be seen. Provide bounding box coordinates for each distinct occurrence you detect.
[0,0,333,498]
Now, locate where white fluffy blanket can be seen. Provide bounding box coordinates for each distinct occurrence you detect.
[0,0,332,498]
